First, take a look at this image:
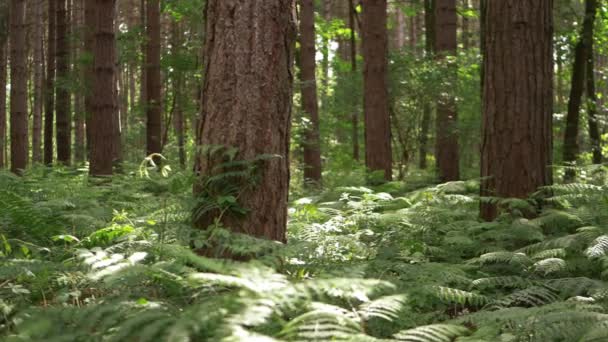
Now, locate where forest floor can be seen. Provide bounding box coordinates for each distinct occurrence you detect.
[1,166,608,341]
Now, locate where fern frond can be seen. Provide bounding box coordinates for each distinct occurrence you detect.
[393,324,470,342]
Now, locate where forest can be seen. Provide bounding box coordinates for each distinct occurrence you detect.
[1,0,608,341]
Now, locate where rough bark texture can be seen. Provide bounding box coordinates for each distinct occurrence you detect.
[563,0,597,180]
[480,0,554,221]
[56,0,71,165]
[32,0,44,163]
[10,0,29,174]
[434,0,459,182]
[194,0,295,243]
[89,0,117,176]
[362,0,392,182]
[299,0,322,185]
[145,0,161,160]
[44,0,56,165]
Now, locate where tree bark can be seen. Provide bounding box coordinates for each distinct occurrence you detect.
[586,2,601,164]
[44,0,56,165]
[84,0,95,157]
[419,0,434,170]
[193,0,295,243]
[349,0,359,161]
[56,0,71,165]
[563,0,597,180]
[32,0,44,164]
[74,0,86,163]
[0,1,8,169]
[434,0,459,182]
[362,0,392,182]
[89,0,117,176]
[145,0,161,161]
[299,0,322,185]
[170,19,186,169]
[480,0,553,221]
[10,0,29,174]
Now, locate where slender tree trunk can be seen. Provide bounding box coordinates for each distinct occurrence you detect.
[586,8,601,164]
[74,0,86,163]
[89,0,117,176]
[362,0,392,182]
[145,0,161,161]
[409,11,417,49]
[56,0,71,165]
[0,37,6,170]
[320,0,330,102]
[419,0,434,170]
[349,0,359,161]
[194,0,295,244]
[434,0,459,182]
[395,6,405,50]
[563,0,597,181]
[171,20,186,169]
[112,1,122,166]
[480,0,553,221]
[461,0,470,49]
[299,0,322,185]
[31,0,44,164]
[10,0,29,174]
[44,0,56,165]
[84,0,95,157]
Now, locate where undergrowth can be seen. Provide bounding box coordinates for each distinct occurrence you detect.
[2,164,608,341]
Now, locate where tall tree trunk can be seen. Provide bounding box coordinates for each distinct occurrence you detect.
[84,0,95,157]
[320,0,330,102]
[299,0,322,186]
[563,0,597,181]
[10,0,29,174]
[434,0,459,182]
[480,0,553,221]
[0,2,8,169]
[74,0,86,163]
[171,19,185,169]
[408,10,417,49]
[145,0,161,161]
[349,0,359,161]
[395,6,405,49]
[461,0,470,49]
[44,0,56,165]
[112,1,122,166]
[419,0,434,170]
[193,0,295,244]
[362,0,392,182]
[32,0,44,163]
[89,0,117,176]
[586,5,601,164]
[56,0,71,165]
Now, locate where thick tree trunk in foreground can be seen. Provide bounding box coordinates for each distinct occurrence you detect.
[74,0,86,163]
[194,0,295,243]
[480,0,553,221]
[362,0,392,182]
[434,0,459,182]
[563,0,597,180]
[145,0,161,160]
[44,0,56,165]
[89,0,117,176]
[56,0,71,165]
[10,0,29,174]
[32,0,44,164]
[300,0,322,185]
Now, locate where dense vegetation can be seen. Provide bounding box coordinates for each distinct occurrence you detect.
[1,0,608,341]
